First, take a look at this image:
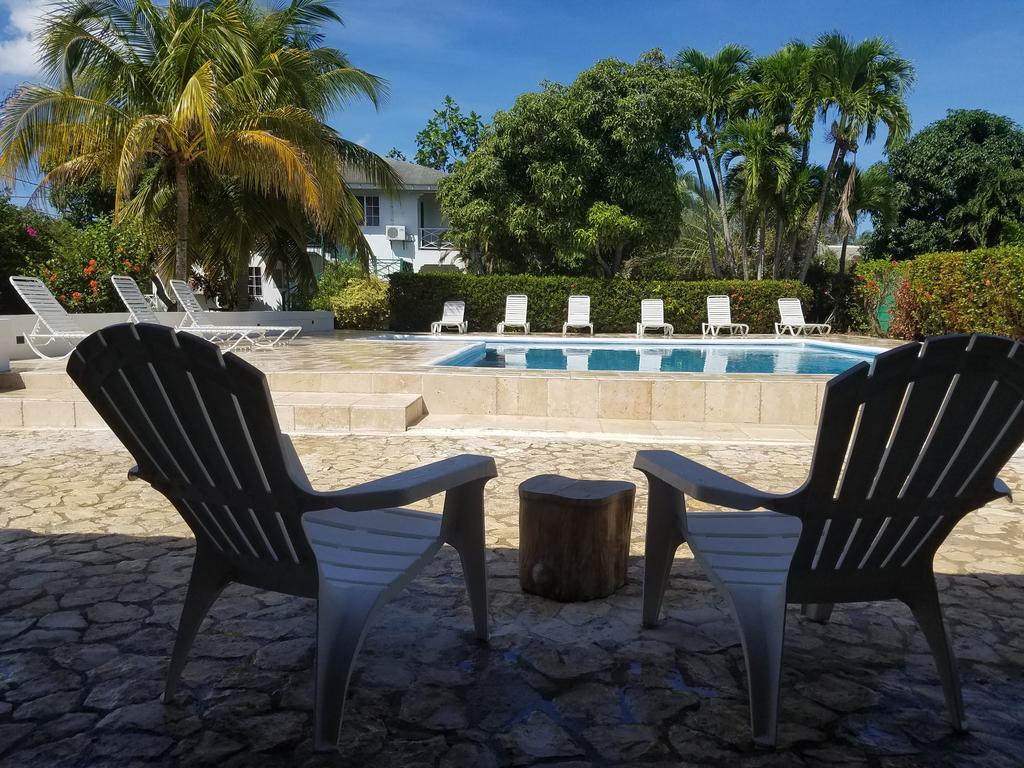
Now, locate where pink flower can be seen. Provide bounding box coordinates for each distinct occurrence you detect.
[25,226,37,238]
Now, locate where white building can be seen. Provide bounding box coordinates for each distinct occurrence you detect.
[248,159,459,309]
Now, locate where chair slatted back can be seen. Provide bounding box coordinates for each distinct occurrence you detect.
[441,301,465,324]
[567,295,590,325]
[170,279,208,321]
[786,334,1024,582]
[67,324,317,578]
[641,299,665,325]
[778,298,806,326]
[504,295,528,324]
[706,295,733,325]
[112,276,160,324]
[9,276,84,335]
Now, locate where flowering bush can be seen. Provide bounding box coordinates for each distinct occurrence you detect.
[35,218,154,312]
[0,195,73,312]
[889,247,1024,339]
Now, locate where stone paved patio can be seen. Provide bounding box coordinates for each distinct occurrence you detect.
[0,428,1021,767]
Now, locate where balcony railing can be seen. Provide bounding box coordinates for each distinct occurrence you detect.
[419,227,455,250]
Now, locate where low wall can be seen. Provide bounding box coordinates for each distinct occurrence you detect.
[0,311,335,361]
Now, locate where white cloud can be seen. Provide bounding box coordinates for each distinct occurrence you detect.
[0,0,46,76]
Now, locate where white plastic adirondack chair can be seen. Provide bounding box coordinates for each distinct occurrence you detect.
[775,298,830,336]
[66,323,497,751]
[170,279,302,350]
[431,301,468,334]
[635,334,1024,746]
[637,299,673,337]
[497,295,530,334]
[8,276,89,360]
[702,295,749,337]
[563,295,593,336]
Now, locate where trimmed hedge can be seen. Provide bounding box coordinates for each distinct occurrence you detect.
[892,246,1024,339]
[388,273,812,334]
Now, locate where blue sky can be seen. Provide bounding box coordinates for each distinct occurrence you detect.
[1,0,1023,192]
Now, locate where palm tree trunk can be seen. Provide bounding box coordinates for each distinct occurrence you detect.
[756,212,766,280]
[174,162,189,282]
[801,142,845,281]
[772,211,785,278]
[703,149,735,273]
[691,154,721,278]
[839,232,850,276]
[738,213,750,280]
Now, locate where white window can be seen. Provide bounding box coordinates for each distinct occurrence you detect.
[356,195,380,227]
[248,266,263,299]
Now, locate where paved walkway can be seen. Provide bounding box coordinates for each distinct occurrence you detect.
[0,429,1021,767]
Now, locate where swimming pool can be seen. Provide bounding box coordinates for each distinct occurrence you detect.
[435,341,878,375]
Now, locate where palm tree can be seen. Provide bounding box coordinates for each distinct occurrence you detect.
[0,0,394,286]
[721,115,797,279]
[675,44,752,274]
[799,31,914,279]
[832,161,893,273]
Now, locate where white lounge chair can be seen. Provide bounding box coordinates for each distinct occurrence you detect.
[563,295,593,336]
[169,279,302,350]
[637,299,673,337]
[775,298,830,336]
[702,295,749,337]
[497,294,529,334]
[8,276,89,360]
[67,323,497,752]
[111,275,166,325]
[431,301,468,334]
[636,334,1024,746]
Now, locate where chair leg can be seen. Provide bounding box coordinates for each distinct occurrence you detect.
[723,583,788,747]
[801,603,834,623]
[641,477,686,628]
[313,584,384,751]
[904,579,966,732]
[164,549,229,701]
[442,480,490,641]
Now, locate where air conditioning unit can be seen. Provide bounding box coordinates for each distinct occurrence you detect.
[385,225,406,241]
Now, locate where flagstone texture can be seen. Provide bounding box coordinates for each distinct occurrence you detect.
[0,428,1021,767]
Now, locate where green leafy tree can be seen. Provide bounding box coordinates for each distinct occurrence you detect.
[415,96,485,172]
[800,32,914,278]
[385,147,408,161]
[832,161,893,272]
[46,174,115,227]
[0,194,74,311]
[866,110,1024,259]
[440,53,690,276]
[0,0,394,286]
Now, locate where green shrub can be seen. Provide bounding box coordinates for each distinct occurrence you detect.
[890,246,1024,339]
[388,273,811,334]
[309,261,366,312]
[0,195,75,313]
[852,259,905,336]
[332,277,390,330]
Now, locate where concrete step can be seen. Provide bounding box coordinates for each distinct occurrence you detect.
[0,389,425,433]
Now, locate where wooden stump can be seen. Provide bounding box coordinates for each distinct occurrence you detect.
[518,475,635,602]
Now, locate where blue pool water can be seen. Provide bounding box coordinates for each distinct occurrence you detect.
[437,342,878,375]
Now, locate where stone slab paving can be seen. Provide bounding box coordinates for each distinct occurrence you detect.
[0,429,1021,767]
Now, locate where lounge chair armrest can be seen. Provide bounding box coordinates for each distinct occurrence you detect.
[301,453,498,512]
[634,450,785,510]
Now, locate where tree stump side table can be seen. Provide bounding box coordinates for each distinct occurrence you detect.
[518,474,636,602]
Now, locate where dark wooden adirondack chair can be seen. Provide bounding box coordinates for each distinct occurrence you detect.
[635,334,1024,746]
[66,323,497,750]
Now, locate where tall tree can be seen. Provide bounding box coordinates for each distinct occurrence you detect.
[0,0,394,284]
[866,110,1024,259]
[832,161,893,273]
[799,32,913,278]
[675,44,752,274]
[415,96,485,172]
